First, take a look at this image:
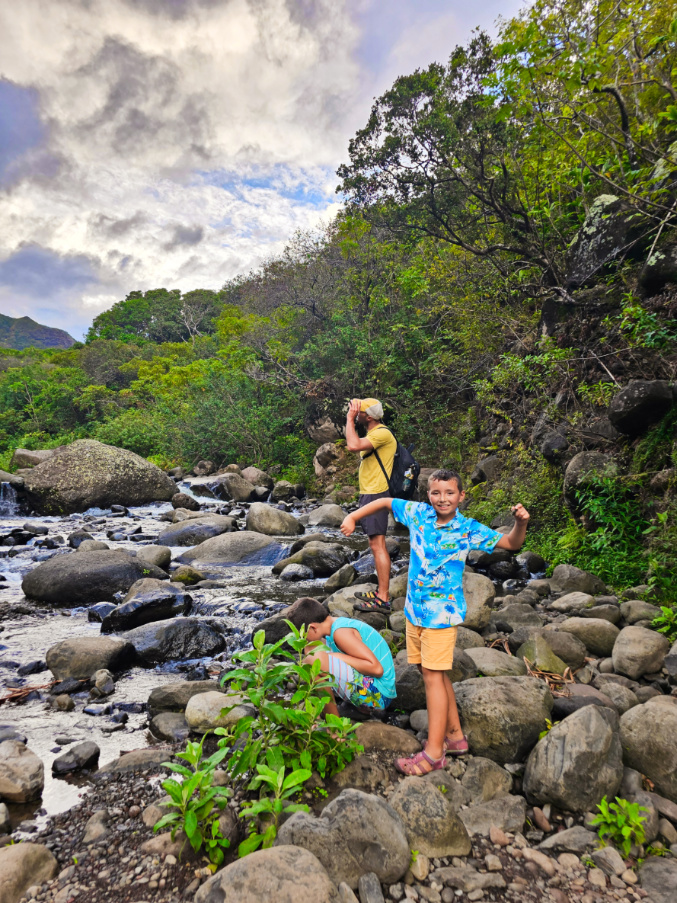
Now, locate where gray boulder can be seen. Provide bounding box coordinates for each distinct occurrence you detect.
[307,504,345,528]
[123,618,225,665]
[548,564,606,595]
[101,586,191,633]
[454,677,553,764]
[21,439,176,514]
[209,473,256,502]
[171,491,200,511]
[195,846,339,903]
[458,795,527,837]
[0,468,24,488]
[272,541,350,577]
[240,466,274,490]
[516,636,567,675]
[246,502,303,536]
[52,741,100,775]
[135,545,172,569]
[149,712,190,743]
[608,380,674,437]
[0,741,44,802]
[184,691,255,732]
[394,651,427,712]
[612,626,669,679]
[620,700,677,801]
[471,455,502,484]
[177,531,283,565]
[324,563,358,593]
[549,591,594,613]
[147,680,225,717]
[22,549,166,605]
[271,480,303,502]
[462,572,496,630]
[461,757,512,802]
[538,826,597,854]
[389,777,471,857]
[556,617,619,656]
[0,843,58,903]
[638,856,677,903]
[11,447,57,468]
[523,705,623,812]
[464,648,527,677]
[275,789,409,889]
[539,629,587,669]
[157,514,238,546]
[46,636,134,679]
[620,599,661,625]
[491,603,544,632]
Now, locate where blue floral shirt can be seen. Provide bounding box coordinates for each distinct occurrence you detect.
[391,500,502,628]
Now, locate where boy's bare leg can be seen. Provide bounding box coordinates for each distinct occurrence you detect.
[368,534,391,601]
[443,673,464,741]
[303,649,339,716]
[421,667,448,760]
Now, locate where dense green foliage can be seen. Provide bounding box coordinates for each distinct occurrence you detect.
[0,0,675,589]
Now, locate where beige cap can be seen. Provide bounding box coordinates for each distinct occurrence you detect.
[360,398,383,420]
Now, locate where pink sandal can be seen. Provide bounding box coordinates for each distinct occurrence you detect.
[423,734,469,757]
[394,749,446,776]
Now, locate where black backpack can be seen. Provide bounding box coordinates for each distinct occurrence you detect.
[365,428,421,500]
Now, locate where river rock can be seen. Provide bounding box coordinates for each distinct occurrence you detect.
[638,856,677,903]
[157,514,238,546]
[46,636,134,679]
[171,491,200,511]
[101,586,191,633]
[389,777,471,857]
[593,679,639,714]
[462,572,496,630]
[620,701,677,801]
[455,626,485,650]
[620,599,661,624]
[195,845,339,903]
[549,564,606,595]
[611,626,669,679]
[170,565,204,585]
[272,541,350,577]
[307,504,345,528]
[523,705,623,812]
[538,826,598,854]
[0,468,24,488]
[324,563,358,593]
[177,531,282,565]
[355,722,421,755]
[0,741,44,802]
[275,789,409,889]
[280,563,314,581]
[10,447,59,468]
[491,603,544,632]
[0,843,58,903]
[52,741,100,775]
[21,439,176,514]
[608,380,674,437]
[123,618,225,665]
[149,712,190,742]
[209,473,256,502]
[271,480,303,502]
[556,617,619,656]
[458,795,527,837]
[461,757,512,802]
[184,691,255,731]
[464,647,527,677]
[516,636,567,674]
[539,629,587,668]
[77,539,109,552]
[454,676,553,764]
[549,592,594,613]
[246,502,304,536]
[393,651,426,712]
[240,466,274,490]
[147,680,225,717]
[22,549,166,605]
[136,545,172,570]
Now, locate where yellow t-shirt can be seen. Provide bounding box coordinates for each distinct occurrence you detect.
[359,425,397,494]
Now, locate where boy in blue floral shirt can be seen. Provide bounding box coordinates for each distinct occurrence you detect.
[341,468,529,775]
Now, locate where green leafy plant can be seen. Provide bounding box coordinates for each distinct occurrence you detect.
[154,734,232,866]
[652,605,677,643]
[538,718,555,740]
[591,796,648,858]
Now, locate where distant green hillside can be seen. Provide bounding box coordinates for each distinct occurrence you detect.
[0,314,76,350]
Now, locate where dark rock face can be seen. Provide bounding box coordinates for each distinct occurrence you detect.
[608,380,674,437]
[176,531,283,565]
[639,237,677,294]
[21,439,177,514]
[101,587,191,633]
[171,492,200,511]
[156,515,238,546]
[471,456,502,484]
[272,541,351,577]
[123,618,226,665]
[22,550,167,605]
[52,741,100,775]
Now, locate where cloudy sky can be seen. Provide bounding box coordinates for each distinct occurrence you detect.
[0,0,522,340]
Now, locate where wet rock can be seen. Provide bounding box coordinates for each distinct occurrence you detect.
[612,625,669,679]
[68,529,94,548]
[246,502,304,536]
[170,564,204,584]
[0,740,44,802]
[52,741,100,775]
[16,659,47,676]
[101,586,191,632]
[271,480,304,502]
[177,530,282,565]
[556,617,619,656]
[171,491,200,511]
[0,468,25,488]
[22,549,167,606]
[324,563,358,593]
[549,563,606,595]
[0,842,58,903]
[272,541,350,577]
[149,712,190,742]
[389,777,471,857]
[195,845,339,903]
[458,794,527,836]
[524,705,623,812]
[21,439,176,514]
[307,504,345,528]
[124,617,225,665]
[608,380,674,437]
[46,636,134,679]
[464,647,527,677]
[184,691,255,731]
[209,473,257,502]
[136,545,172,570]
[620,700,677,802]
[157,514,238,546]
[454,676,553,764]
[462,572,496,631]
[275,789,409,889]
[280,563,315,581]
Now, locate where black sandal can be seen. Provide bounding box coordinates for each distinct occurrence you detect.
[353,591,392,613]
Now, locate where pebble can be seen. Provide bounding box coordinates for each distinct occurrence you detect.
[588,868,607,888]
[484,854,502,871]
[489,825,510,846]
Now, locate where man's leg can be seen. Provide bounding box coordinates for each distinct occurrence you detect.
[368,533,391,602]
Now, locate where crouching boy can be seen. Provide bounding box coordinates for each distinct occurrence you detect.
[341,469,530,774]
[287,597,396,717]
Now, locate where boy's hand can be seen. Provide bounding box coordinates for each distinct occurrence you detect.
[340,515,356,536]
[511,504,530,523]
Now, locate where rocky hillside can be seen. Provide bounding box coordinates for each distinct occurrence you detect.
[0,315,75,351]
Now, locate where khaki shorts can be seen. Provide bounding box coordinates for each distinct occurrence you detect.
[406,621,457,671]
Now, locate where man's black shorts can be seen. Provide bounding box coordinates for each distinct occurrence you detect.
[359,491,391,537]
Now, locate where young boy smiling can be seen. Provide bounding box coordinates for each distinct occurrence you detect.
[341,468,529,775]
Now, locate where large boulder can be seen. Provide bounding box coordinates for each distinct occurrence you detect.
[272,541,351,577]
[612,626,670,680]
[454,677,553,764]
[123,618,225,665]
[101,586,191,633]
[22,550,166,606]
[195,846,339,903]
[640,236,677,294]
[10,448,59,468]
[556,618,619,657]
[538,629,587,669]
[157,515,238,546]
[549,564,606,595]
[0,741,44,803]
[147,680,225,717]
[176,531,284,566]
[0,843,58,903]
[21,439,176,514]
[240,466,274,490]
[275,789,409,890]
[389,777,471,858]
[620,700,677,802]
[209,473,256,502]
[271,480,302,502]
[246,503,304,536]
[307,504,345,528]
[523,706,623,813]
[462,572,496,631]
[608,380,674,437]
[563,452,618,519]
[313,442,344,477]
[46,636,134,679]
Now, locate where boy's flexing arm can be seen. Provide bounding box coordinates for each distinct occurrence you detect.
[330,627,384,677]
[340,497,394,536]
[495,503,530,550]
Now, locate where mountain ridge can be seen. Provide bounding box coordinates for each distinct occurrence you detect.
[0,314,76,350]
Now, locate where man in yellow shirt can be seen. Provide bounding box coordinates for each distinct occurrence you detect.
[345,397,397,612]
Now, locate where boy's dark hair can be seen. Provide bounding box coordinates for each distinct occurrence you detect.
[285,596,330,629]
[428,469,464,491]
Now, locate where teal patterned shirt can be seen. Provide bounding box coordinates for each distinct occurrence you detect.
[391,500,502,628]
